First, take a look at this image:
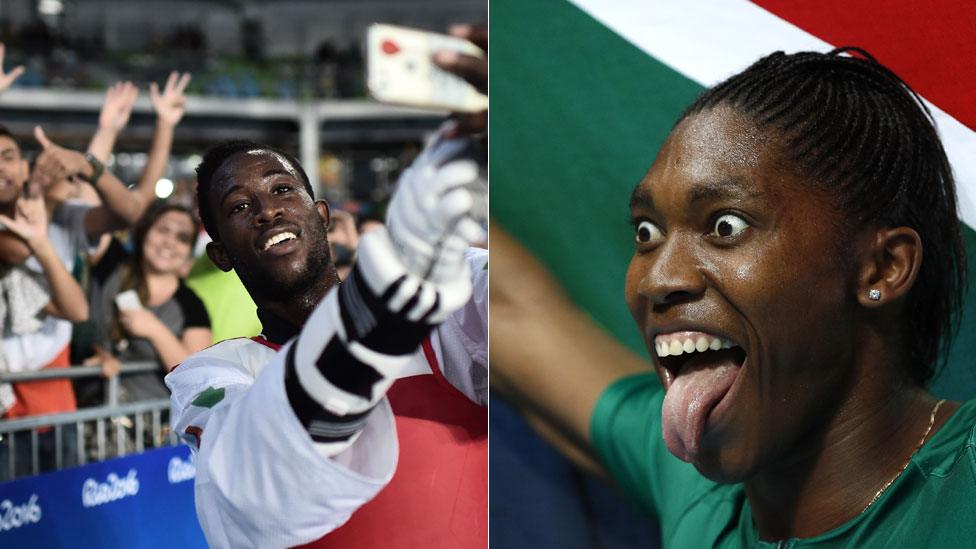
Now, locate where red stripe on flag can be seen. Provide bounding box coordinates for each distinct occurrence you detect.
[753,0,976,132]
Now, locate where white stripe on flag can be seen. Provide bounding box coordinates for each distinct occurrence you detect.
[568,0,976,230]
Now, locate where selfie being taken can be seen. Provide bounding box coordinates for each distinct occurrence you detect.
[0,2,486,547]
[491,1,976,547]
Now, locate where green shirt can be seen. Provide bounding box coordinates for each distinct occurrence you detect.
[185,254,261,343]
[591,373,976,547]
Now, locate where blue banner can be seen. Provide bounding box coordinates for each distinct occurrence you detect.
[0,444,206,548]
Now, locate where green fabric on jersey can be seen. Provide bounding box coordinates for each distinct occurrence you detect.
[591,373,976,547]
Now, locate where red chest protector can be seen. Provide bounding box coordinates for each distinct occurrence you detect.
[298,339,488,548]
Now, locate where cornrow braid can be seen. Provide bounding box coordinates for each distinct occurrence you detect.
[680,48,966,385]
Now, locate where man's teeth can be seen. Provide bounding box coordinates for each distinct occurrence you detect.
[263,232,297,250]
[655,333,734,357]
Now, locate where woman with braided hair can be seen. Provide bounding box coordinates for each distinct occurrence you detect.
[492,48,975,546]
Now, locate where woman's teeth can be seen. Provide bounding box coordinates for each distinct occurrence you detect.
[654,333,734,357]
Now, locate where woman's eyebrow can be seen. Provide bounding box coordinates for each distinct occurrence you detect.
[629,178,763,211]
[629,184,653,211]
[688,179,763,205]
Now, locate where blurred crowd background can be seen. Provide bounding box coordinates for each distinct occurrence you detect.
[0,0,485,217]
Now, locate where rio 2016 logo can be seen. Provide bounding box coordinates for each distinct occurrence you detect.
[0,494,42,531]
[81,470,140,508]
[167,456,195,484]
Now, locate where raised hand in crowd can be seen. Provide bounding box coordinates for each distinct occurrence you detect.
[0,186,50,247]
[150,71,191,127]
[100,82,139,133]
[0,189,88,322]
[29,127,75,193]
[33,126,156,229]
[88,81,139,162]
[0,43,25,94]
[139,71,191,193]
[433,24,487,139]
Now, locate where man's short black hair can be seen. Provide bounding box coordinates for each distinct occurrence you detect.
[195,140,314,240]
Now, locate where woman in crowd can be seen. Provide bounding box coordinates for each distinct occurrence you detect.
[492,48,976,546]
[88,202,211,401]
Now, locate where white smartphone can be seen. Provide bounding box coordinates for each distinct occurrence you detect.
[366,23,488,113]
[114,289,143,311]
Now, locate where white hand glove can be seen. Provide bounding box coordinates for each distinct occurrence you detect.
[385,135,487,287]
[286,135,487,456]
[288,228,449,456]
[351,227,469,331]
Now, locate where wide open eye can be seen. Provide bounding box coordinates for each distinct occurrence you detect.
[712,213,749,238]
[635,220,664,245]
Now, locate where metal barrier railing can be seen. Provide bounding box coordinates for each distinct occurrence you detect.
[0,362,178,481]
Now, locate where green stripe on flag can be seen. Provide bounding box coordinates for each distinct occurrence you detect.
[493,0,703,355]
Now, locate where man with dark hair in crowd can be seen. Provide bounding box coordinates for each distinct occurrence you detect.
[165,135,487,547]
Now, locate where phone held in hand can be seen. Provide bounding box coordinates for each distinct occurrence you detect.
[114,289,143,311]
[366,23,488,113]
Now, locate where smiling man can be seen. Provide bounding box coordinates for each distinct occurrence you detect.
[0,130,26,205]
[166,137,487,548]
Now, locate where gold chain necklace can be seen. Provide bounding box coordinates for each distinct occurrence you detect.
[861,398,945,513]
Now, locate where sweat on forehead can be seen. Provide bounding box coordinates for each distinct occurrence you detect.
[245,149,301,180]
[195,140,314,240]
[670,105,771,169]
[213,148,313,195]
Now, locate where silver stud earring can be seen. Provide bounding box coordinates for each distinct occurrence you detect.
[868,289,881,301]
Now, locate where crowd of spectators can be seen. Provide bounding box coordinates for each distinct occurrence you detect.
[0,40,389,477]
[0,19,365,100]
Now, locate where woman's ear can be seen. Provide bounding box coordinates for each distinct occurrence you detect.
[856,226,922,308]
